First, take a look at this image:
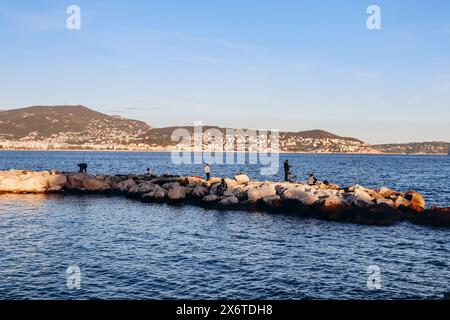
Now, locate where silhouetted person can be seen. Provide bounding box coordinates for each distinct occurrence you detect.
[78,163,87,173]
[283,160,291,181]
[308,173,317,186]
[217,178,228,196]
[204,163,211,181]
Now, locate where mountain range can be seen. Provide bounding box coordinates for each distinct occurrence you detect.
[0,105,448,154]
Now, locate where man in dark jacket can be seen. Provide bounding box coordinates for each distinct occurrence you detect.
[283,160,291,181]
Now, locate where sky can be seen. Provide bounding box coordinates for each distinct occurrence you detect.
[0,0,449,144]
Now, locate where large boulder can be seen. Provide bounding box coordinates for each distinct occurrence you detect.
[66,173,92,189]
[319,195,351,214]
[20,175,49,193]
[219,196,239,206]
[394,194,424,213]
[224,178,237,188]
[142,185,167,201]
[168,185,187,200]
[202,194,222,202]
[162,182,180,190]
[229,186,248,201]
[354,203,401,226]
[222,190,234,197]
[104,175,124,189]
[235,174,250,184]
[404,190,426,210]
[317,181,341,190]
[394,196,411,208]
[314,189,338,198]
[116,179,136,192]
[193,185,209,197]
[48,174,67,188]
[283,188,319,206]
[209,177,222,184]
[347,189,376,209]
[378,187,400,198]
[0,175,21,192]
[82,178,110,191]
[259,195,283,210]
[376,198,395,207]
[127,173,138,179]
[412,206,450,227]
[247,185,277,202]
[128,181,157,195]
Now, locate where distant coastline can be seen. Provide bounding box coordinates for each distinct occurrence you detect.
[1,106,449,156]
[0,147,447,156]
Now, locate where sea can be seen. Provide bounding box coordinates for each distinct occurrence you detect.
[0,150,448,299]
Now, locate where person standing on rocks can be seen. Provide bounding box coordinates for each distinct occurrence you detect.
[77,163,87,173]
[283,160,291,181]
[204,163,211,181]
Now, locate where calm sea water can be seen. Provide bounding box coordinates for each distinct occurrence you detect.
[0,151,449,299]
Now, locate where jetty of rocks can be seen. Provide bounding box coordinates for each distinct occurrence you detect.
[0,169,449,228]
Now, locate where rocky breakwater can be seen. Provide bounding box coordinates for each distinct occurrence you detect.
[0,169,449,228]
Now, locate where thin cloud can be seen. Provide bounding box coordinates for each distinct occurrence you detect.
[143,28,260,51]
[0,7,64,33]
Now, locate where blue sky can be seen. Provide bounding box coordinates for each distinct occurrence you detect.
[0,0,449,143]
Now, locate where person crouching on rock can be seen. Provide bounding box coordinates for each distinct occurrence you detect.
[308,173,317,186]
[77,163,87,173]
[204,163,211,181]
[217,178,228,196]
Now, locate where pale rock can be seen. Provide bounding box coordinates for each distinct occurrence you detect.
[320,195,351,213]
[116,179,136,192]
[283,188,319,205]
[376,198,395,207]
[222,190,234,197]
[224,178,237,188]
[21,175,48,192]
[193,185,209,197]
[95,174,107,181]
[128,181,157,195]
[48,174,67,188]
[247,185,276,202]
[394,196,411,208]
[314,189,337,198]
[168,185,186,200]
[347,189,376,208]
[82,178,110,191]
[127,173,138,179]
[235,174,250,184]
[210,182,220,195]
[209,177,222,184]
[378,187,399,198]
[142,185,167,199]
[203,194,221,202]
[47,185,62,192]
[162,182,180,190]
[261,195,282,207]
[0,176,21,191]
[219,196,239,205]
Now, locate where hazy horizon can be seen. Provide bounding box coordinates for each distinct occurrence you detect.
[1,0,449,144]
